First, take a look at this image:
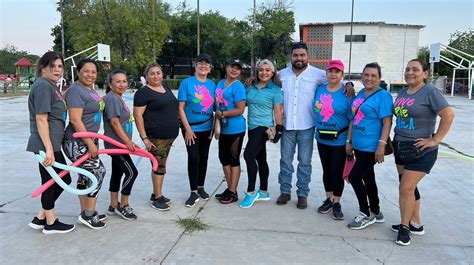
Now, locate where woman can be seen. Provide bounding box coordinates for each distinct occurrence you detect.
[346,62,393,230]
[214,58,246,204]
[240,59,283,208]
[314,60,352,220]
[392,59,454,246]
[63,58,106,229]
[27,51,75,234]
[178,53,216,208]
[103,70,139,220]
[134,63,179,211]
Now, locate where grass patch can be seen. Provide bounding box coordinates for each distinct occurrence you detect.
[176,216,208,233]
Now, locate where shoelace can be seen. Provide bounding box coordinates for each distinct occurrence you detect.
[90,214,100,224]
[124,206,134,215]
[354,213,367,223]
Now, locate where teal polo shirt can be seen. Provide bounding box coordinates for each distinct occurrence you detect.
[246,81,283,130]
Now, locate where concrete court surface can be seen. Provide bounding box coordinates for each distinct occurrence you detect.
[0,91,472,265]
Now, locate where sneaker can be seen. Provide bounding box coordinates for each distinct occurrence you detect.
[347,212,376,230]
[42,219,75,234]
[150,193,171,204]
[391,223,425,236]
[116,204,138,220]
[317,198,333,214]
[107,204,119,216]
[78,212,106,229]
[197,187,210,201]
[332,202,344,220]
[256,190,270,201]
[395,224,411,246]
[220,192,238,204]
[151,196,171,211]
[185,192,200,208]
[215,188,231,200]
[276,193,291,205]
[76,212,107,224]
[373,211,385,223]
[28,217,46,230]
[239,192,260,208]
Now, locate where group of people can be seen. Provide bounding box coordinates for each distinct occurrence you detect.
[27,42,454,247]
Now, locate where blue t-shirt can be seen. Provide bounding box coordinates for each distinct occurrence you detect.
[246,81,283,130]
[313,84,352,146]
[216,80,246,135]
[350,88,393,152]
[178,76,216,132]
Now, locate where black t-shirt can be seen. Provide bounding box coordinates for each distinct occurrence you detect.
[133,84,179,139]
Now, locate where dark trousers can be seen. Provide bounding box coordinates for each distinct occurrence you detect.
[39,151,72,210]
[243,126,270,192]
[317,142,346,197]
[182,130,212,190]
[109,154,138,196]
[348,149,380,215]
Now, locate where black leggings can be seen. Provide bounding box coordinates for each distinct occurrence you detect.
[182,130,212,190]
[218,132,245,167]
[317,142,345,197]
[243,126,269,192]
[38,151,72,210]
[109,154,138,196]
[348,149,380,215]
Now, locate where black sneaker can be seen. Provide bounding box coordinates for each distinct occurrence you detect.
[185,192,200,207]
[395,224,411,246]
[116,204,138,220]
[151,196,170,211]
[391,223,425,236]
[150,193,171,204]
[107,204,118,216]
[332,202,344,220]
[78,212,106,229]
[29,217,46,230]
[317,198,333,214]
[215,188,231,200]
[42,219,75,234]
[219,192,238,204]
[197,187,209,200]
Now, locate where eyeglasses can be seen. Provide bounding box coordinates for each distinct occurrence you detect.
[196,62,211,67]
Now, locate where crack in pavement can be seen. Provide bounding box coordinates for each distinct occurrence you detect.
[341,237,383,264]
[0,194,30,208]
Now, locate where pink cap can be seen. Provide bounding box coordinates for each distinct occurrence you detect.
[326,60,344,72]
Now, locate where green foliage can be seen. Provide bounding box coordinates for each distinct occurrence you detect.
[176,216,209,233]
[0,45,39,75]
[162,79,182,90]
[449,29,474,55]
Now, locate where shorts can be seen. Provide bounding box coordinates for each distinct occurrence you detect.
[394,143,438,174]
[148,137,175,175]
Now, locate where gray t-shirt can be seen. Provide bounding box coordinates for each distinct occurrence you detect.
[64,83,103,142]
[103,92,133,149]
[393,84,449,150]
[27,77,66,153]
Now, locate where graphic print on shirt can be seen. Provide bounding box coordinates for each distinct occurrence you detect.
[352,98,365,125]
[90,92,104,123]
[55,90,68,121]
[394,97,415,130]
[192,85,213,111]
[215,88,228,108]
[314,93,334,122]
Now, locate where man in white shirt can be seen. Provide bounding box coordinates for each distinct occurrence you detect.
[277,42,353,209]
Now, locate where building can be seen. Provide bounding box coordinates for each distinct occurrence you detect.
[299,22,424,88]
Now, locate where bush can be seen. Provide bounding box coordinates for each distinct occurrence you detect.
[163,79,181,90]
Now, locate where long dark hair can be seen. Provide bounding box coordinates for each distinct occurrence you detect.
[407,58,429,83]
[76,58,98,72]
[36,51,64,77]
[106,69,127,93]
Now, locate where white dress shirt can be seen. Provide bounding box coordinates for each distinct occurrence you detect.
[278,65,327,130]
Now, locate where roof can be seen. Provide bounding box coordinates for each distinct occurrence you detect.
[300,21,425,29]
[14,57,33,67]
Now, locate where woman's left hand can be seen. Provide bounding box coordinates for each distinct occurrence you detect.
[415,138,439,150]
[375,144,385,163]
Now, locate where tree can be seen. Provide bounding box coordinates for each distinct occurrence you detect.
[449,29,474,55]
[0,45,39,75]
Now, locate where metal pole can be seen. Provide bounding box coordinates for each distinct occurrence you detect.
[197,0,200,55]
[468,66,472,100]
[60,0,65,57]
[348,0,354,81]
[451,68,455,97]
[251,0,256,77]
[152,0,156,62]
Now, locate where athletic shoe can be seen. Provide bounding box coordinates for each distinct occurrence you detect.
[220,192,238,204]
[151,196,170,211]
[197,187,210,200]
[317,198,333,214]
[116,204,137,220]
[239,192,259,208]
[332,202,344,220]
[374,211,385,223]
[77,212,107,224]
[78,212,106,229]
[215,188,231,200]
[107,204,118,216]
[42,219,75,234]
[347,212,376,230]
[256,190,270,201]
[185,192,200,208]
[395,224,411,246]
[150,193,171,204]
[28,217,46,230]
[391,223,425,235]
[276,193,291,205]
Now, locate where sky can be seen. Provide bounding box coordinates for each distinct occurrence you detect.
[1,0,472,56]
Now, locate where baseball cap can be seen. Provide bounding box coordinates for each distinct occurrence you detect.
[226,58,242,68]
[196,53,212,64]
[326,60,344,72]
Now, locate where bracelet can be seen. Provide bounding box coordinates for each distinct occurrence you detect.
[378,139,387,145]
[346,139,351,143]
[141,136,148,140]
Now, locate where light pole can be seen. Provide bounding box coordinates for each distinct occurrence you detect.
[60,0,65,57]
[251,0,256,77]
[197,0,200,55]
[347,0,354,81]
